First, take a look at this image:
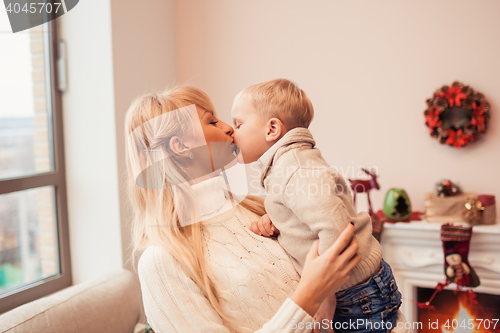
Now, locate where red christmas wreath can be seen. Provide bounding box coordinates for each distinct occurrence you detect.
[424,81,490,149]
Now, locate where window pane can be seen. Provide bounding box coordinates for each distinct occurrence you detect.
[0,186,60,295]
[0,12,54,180]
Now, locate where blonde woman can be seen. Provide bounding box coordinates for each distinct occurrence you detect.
[126,86,362,333]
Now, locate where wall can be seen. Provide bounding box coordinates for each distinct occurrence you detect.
[59,0,177,283]
[58,0,500,285]
[109,0,177,272]
[60,0,123,284]
[175,0,500,215]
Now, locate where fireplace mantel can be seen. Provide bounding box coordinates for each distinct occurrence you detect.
[380,221,500,327]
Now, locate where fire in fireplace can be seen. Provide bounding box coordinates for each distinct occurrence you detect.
[417,287,500,333]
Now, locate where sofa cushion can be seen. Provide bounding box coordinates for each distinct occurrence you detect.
[0,269,142,333]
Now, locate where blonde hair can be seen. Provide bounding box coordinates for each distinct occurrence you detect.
[125,86,266,322]
[237,78,314,129]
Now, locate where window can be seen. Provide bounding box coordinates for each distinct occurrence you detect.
[0,15,70,313]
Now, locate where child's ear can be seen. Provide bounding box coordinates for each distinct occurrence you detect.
[169,136,189,157]
[265,118,287,142]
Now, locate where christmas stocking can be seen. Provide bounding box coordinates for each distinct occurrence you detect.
[441,223,480,288]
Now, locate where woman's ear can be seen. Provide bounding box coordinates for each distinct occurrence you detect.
[169,136,189,157]
[265,118,287,143]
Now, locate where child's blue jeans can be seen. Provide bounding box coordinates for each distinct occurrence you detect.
[332,259,402,333]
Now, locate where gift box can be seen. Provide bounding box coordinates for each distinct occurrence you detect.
[424,192,477,223]
[478,194,497,225]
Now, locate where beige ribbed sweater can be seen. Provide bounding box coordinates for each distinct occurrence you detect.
[258,127,383,290]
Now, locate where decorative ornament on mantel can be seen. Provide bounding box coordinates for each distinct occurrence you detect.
[462,198,484,225]
[348,168,383,242]
[435,179,461,197]
[348,168,380,216]
[424,81,490,149]
[383,188,412,221]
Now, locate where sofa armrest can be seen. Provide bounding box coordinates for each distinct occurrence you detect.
[0,269,142,333]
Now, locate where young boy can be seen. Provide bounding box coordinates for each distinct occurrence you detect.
[231,79,402,333]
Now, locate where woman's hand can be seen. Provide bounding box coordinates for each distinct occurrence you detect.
[290,223,361,317]
[250,214,279,237]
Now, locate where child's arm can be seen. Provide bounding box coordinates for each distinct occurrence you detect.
[250,214,279,236]
[284,167,363,256]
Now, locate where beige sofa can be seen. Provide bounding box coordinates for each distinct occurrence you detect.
[0,268,411,333]
[0,269,147,333]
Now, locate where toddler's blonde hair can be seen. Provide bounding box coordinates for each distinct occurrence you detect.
[237,78,314,129]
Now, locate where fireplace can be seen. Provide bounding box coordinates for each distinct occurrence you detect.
[380,221,500,332]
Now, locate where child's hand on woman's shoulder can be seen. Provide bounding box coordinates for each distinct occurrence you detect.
[250,214,279,237]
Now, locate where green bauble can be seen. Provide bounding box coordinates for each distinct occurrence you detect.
[383,188,412,221]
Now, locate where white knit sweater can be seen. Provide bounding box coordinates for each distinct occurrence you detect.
[137,175,410,333]
[137,175,315,333]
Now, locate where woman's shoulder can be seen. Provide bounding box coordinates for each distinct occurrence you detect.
[139,244,168,261]
[138,245,177,277]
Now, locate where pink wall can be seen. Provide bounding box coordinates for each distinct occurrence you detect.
[175,0,500,215]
